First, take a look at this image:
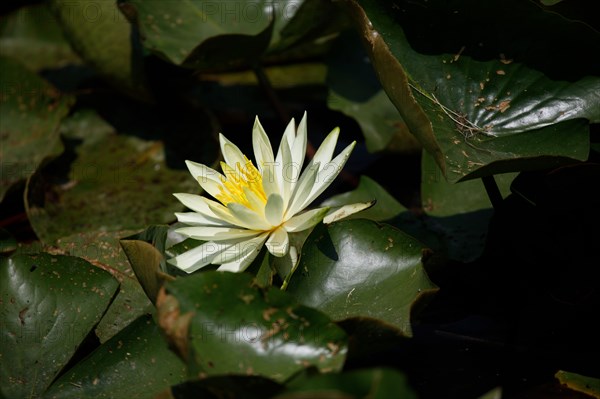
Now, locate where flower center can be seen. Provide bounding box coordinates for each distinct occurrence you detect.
[215,156,267,210]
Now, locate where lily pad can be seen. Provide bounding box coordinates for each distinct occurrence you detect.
[44,315,187,399]
[0,253,119,399]
[158,271,348,382]
[48,0,151,100]
[0,56,74,201]
[555,370,600,397]
[286,219,437,336]
[56,230,154,343]
[24,131,202,244]
[421,150,517,216]
[341,0,597,182]
[120,0,275,69]
[327,29,420,153]
[0,3,82,71]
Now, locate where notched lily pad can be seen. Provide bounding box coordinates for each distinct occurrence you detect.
[0,56,73,201]
[287,219,438,337]
[157,271,348,382]
[0,253,119,399]
[44,315,187,399]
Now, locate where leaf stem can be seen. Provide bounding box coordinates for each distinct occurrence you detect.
[482,175,503,209]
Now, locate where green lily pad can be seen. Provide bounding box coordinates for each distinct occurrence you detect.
[280,367,418,398]
[327,30,420,153]
[24,131,202,244]
[320,175,407,221]
[56,230,154,343]
[555,370,600,397]
[48,0,151,100]
[421,150,517,216]
[0,253,119,399]
[0,56,74,201]
[0,3,82,71]
[286,219,437,337]
[341,0,597,182]
[120,0,275,69]
[44,315,187,399]
[158,271,348,382]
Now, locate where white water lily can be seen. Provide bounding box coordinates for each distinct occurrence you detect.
[169,112,369,273]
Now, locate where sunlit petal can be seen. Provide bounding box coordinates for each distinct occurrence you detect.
[265,193,284,226]
[227,203,271,230]
[175,226,261,241]
[290,111,307,175]
[299,141,356,213]
[252,116,274,173]
[216,233,269,272]
[167,240,232,273]
[185,160,224,198]
[219,133,246,168]
[285,161,319,219]
[284,207,329,232]
[175,212,232,227]
[307,127,339,172]
[266,226,289,257]
[323,201,376,224]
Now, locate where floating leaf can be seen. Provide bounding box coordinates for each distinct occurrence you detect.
[327,30,420,153]
[48,0,151,100]
[0,253,119,399]
[158,271,348,382]
[421,151,517,216]
[56,230,154,343]
[120,0,275,69]
[0,56,73,201]
[341,0,597,182]
[555,370,600,397]
[44,315,187,399]
[287,219,437,336]
[24,132,203,244]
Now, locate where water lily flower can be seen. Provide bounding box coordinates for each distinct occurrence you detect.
[169,112,369,273]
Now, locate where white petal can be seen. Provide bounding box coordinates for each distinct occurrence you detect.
[243,187,267,214]
[261,165,279,198]
[175,212,232,227]
[284,161,319,219]
[290,112,307,175]
[227,203,271,230]
[275,136,294,207]
[216,233,269,272]
[219,133,247,168]
[307,127,339,172]
[173,193,216,215]
[266,226,289,257]
[175,226,261,241]
[265,193,284,226]
[167,240,232,273]
[299,141,356,213]
[252,116,274,173]
[281,117,296,149]
[284,207,329,232]
[175,193,243,227]
[323,201,376,224]
[185,160,224,198]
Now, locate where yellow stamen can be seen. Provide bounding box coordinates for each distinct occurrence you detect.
[216,156,267,210]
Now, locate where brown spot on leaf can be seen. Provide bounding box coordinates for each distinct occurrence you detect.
[157,287,194,361]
